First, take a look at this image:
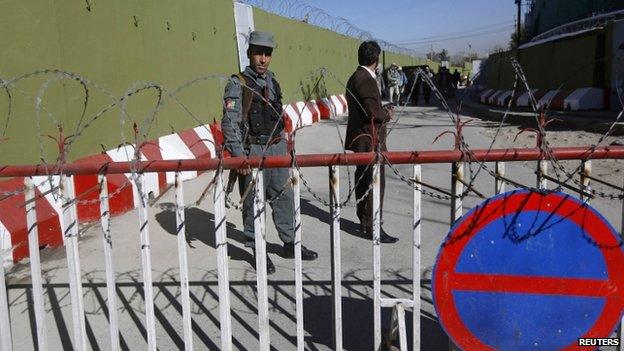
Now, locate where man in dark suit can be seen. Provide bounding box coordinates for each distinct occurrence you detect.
[345,41,399,244]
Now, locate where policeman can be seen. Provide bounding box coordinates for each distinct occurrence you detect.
[221,31,318,275]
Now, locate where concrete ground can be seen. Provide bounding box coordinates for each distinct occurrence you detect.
[4,104,624,350]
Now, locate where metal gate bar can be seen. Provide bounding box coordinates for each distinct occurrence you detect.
[1,146,624,351]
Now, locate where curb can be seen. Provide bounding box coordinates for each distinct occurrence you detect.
[462,100,621,133]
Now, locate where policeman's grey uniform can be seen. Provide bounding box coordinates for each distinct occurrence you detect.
[221,66,295,248]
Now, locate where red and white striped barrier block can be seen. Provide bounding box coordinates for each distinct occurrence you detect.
[564,88,605,111]
[317,98,335,119]
[536,90,562,110]
[0,177,64,266]
[284,101,322,129]
[516,89,541,107]
[495,91,514,107]
[106,145,160,208]
[330,95,347,115]
[487,90,505,105]
[479,89,494,104]
[0,94,334,267]
[0,221,12,268]
[74,153,136,222]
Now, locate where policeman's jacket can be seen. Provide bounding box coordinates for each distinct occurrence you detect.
[221,66,284,157]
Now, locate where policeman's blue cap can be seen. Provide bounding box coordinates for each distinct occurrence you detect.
[249,31,275,48]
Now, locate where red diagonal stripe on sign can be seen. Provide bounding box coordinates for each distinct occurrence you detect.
[449,273,614,297]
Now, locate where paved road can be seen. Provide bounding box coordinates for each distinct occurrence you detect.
[5,105,623,350]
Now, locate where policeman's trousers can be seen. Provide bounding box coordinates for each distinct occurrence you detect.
[238,139,295,248]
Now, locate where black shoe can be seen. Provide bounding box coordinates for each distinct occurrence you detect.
[379,231,399,244]
[252,249,276,275]
[363,227,399,244]
[282,242,319,261]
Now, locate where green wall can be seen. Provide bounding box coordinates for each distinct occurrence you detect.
[483,31,601,90]
[0,1,422,165]
[254,9,425,102]
[253,8,362,102]
[0,0,239,165]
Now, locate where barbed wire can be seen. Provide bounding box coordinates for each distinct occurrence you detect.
[1,56,624,251]
[238,0,419,57]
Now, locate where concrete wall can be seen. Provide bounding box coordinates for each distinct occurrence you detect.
[252,8,361,102]
[0,0,239,165]
[253,9,426,101]
[0,0,422,165]
[527,0,624,38]
[483,30,602,91]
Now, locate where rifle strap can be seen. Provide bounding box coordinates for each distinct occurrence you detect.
[236,73,253,123]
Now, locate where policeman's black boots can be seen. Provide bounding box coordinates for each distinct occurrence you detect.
[282,242,319,261]
[252,249,276,275]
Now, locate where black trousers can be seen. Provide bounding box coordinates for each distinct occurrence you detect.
[424,86,431,104]
[354,164,386,232]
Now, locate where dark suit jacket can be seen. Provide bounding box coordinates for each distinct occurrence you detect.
[345,66,391,152]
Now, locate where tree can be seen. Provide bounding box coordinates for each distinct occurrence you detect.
[508,28,529,49]
[439,49,450,62]
[490,45,506,54]
[426,49,450,62]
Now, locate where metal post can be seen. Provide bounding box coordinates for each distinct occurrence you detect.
[537,160,548,189]
[413,165,422,351]
[0,242,11,351]
[25,177,46,351]
[98,175,120,351]
[396,304,408,351]
[372,163,381,350]
[61,175,87,351]
[329,166,343,350]
[135,173,156,351]
[253,169,270,351]
[213,168,232,351]
[292,167,305,351]
[449,163,463,351]
[495,162,505,195]
[174,172,193,351]
[450,162,464,225]
[580,160,591,203]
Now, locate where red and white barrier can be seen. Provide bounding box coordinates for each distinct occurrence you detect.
[158,134,198,183]
[516,89,540,107]
[330,95,346,115]
[306,101,321,122]
[487,90,504,105]
[564,88,605,111]
[0,177,63,265]
[536,90,561,110]
[479,89,495,104]
[107,145,160,207]
[496,91,514,107]
[317,98,335,119]
[0,221,11,268]
[0,94,340,267]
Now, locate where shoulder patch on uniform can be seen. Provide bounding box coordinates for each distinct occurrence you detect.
[224,98,236,109]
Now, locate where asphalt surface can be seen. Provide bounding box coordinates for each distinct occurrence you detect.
[4,104,624,350]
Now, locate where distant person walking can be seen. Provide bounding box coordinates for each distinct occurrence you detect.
[398,66,408,103]
[386,63,401,104]
[375,66,384,96]
[422,66,433,105]
[344,41,399,244]
[452,69,461,89]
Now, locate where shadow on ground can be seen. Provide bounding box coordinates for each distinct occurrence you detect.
[9,278,449,350]
[155,205,294,268]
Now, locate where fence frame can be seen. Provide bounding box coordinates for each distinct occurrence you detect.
[1,145,624,351]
